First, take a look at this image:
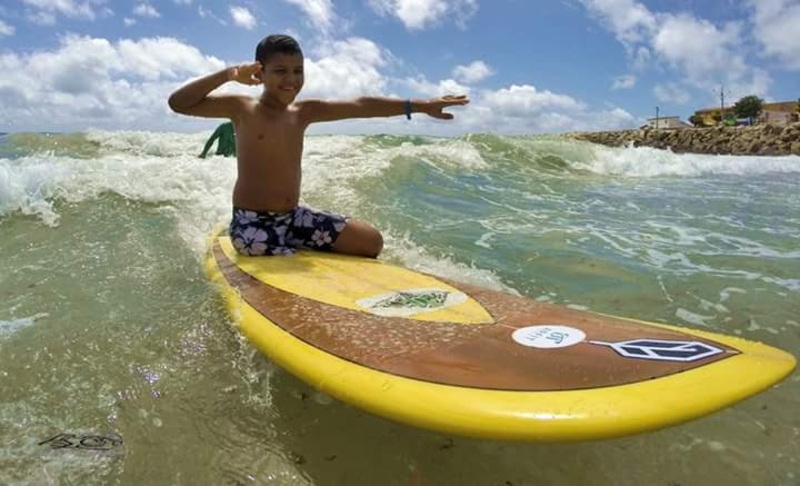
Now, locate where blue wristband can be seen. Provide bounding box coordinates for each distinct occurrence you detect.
[404,99,412,120]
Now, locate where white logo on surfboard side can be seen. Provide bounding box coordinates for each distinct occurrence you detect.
[356,288,468,317]
[511,325,586,349]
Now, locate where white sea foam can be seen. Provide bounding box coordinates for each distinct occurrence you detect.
[644,221,800,259]
[575,145,800,177]
[0,313,48,337]
[3,130,798,294]
[382,230,511,293]
[86,129,209,158]
[0,132,502,289]
[0,159,69,225]
[675,308,714,327]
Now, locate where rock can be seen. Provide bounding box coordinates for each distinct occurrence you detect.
[563,122,800,156]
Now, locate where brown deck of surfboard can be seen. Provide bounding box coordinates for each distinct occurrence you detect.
[212,239,738,391]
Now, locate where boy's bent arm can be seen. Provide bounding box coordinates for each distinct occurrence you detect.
[168,65,260,119]
[299,95,469,124]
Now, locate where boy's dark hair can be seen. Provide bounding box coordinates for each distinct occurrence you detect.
[255,35,303,64]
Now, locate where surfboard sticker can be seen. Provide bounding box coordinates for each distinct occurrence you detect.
[512,325,586,349]
[356,288,468,317]
[589,339,724,362]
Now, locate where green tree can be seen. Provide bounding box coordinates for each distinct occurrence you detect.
[733,95,763,124]
[795,98,800,123]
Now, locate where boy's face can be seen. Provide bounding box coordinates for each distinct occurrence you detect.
[260,53,304,104]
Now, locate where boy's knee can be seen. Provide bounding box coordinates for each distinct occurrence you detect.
[360,227,383,258]
[369,231,384,258]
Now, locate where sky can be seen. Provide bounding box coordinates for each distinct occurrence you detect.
[0,0,798,135]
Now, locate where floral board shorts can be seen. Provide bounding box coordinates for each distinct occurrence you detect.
[229,206,349,256]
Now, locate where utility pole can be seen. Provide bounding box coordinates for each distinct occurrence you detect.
[655,106,659,129]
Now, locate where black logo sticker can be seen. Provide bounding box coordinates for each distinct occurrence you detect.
[590,339,723,362]
[39,433,123,451]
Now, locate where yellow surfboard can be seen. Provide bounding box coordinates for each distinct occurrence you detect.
[205,231,795,442]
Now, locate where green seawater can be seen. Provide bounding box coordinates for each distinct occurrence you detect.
[1,130,799,485]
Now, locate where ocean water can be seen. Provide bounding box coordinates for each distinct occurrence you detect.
[1,130,798,485]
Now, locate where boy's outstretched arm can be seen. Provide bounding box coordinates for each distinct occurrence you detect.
[168,63,262,119]
[299,95,469,124]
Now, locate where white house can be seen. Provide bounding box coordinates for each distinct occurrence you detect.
[645,116,691,129]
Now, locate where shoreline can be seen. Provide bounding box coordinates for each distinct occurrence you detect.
[564,122,800,156]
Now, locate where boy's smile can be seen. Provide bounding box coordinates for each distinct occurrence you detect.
[260,53,304,106]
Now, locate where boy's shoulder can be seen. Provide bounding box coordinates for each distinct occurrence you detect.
[293,98,325,110]
[293,98,338,121]
[287,98,324,122]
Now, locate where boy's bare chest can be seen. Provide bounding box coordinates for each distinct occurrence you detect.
[235,110,305,173]
[239,109,305,145]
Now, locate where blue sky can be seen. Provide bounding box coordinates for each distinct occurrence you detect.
[0,0,798,135]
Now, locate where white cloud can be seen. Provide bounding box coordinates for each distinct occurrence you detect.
[133,4,160,18]
[198,6,224,24]
[283,0,336,33]
[0,31,639,135]
[632,46,650,70]
[448,85,635,135]
[452,61,493,84]
[117,37,226,79]
[304,38,389,98]
[581,0,773,96]
[27,11,56,25]
[653,15,745,84]
[580,0,656,47]
[482,84,585,117]
[230,6,256,30]
[0,20,15,36]
[124,18,136,26]
[301,55,636,135]
[654,83,690,104]
[749,0,800,70]
[612,74,636,89]
[368,0,478,30]
[726,69,772,102]
[23,0,110,23]
[405,76,470,97]
[0,35,227,131]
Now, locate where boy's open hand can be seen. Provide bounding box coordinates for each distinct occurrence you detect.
[422,95,470,120]
[230,62,262,86]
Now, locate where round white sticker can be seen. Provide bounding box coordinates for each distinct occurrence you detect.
[511,325,586,349]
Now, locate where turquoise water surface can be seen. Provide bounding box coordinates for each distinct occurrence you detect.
[1,131,798,485]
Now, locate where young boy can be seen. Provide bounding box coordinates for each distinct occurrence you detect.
[168,34,469,258]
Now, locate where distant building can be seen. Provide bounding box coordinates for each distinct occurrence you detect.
[759,110,794,125]
[693,107,734,126]
[694,100,799,126]
[644,116,691,129]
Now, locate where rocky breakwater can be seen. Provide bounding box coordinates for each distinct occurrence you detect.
[565,123,800,156]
